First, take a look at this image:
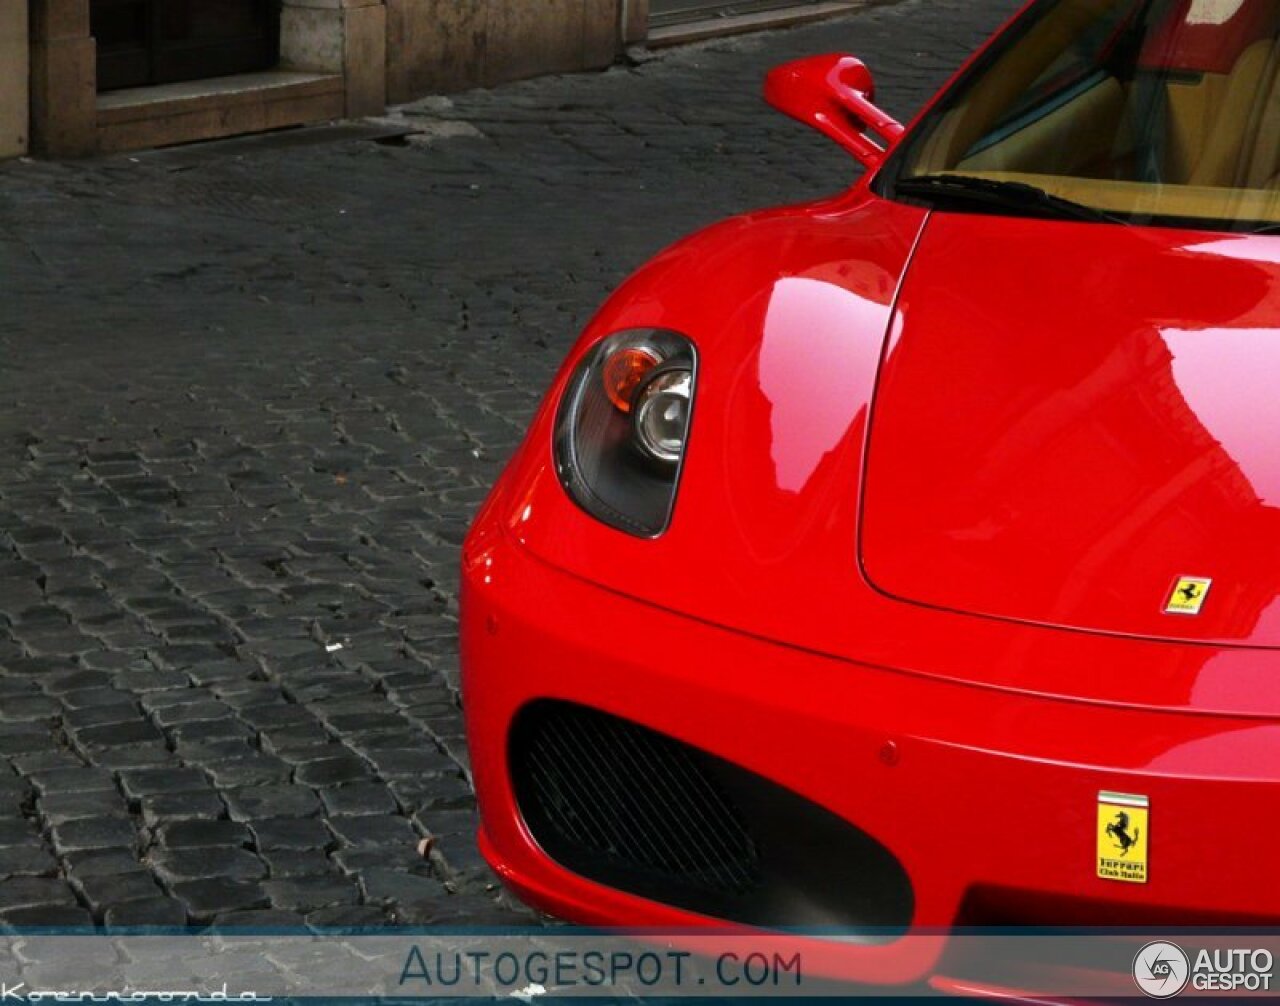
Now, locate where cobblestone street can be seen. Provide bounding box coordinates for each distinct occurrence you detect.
[0,0,1022,927]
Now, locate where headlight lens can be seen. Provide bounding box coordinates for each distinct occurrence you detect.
[633,368,693,465]
[554,330,697,537]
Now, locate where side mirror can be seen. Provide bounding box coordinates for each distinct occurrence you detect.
[764,54,905,170]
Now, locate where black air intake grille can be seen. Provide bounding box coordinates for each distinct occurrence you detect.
[510,701,915,932]
[514,701,761,896]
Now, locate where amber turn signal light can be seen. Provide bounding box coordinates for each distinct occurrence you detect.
[601,345,661,413]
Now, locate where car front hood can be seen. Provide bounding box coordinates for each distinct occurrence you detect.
[862,212,1280,647]
[491,196,1280,713]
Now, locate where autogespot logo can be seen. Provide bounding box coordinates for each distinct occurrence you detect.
[1133,941,1191,998]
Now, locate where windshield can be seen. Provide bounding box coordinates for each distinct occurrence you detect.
[880,0,1280,231]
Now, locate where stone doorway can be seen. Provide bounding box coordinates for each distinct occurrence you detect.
[30,0,383,157]
[91,0,281,92]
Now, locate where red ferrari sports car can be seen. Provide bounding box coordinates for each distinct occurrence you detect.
[462,0,1280,978]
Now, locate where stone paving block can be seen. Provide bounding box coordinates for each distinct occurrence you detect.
[318,782,399,817]
[432,835,497,890]
[155,819,251,849]
[249,816,333,851]
[236,703,316,729]
[73,870,165,913]
[0,819,41,846]
[103,897,189,927]
[0,876,78,910]
[0,845,59,877]
[366,746,461,779]
[172,739,255,764]
[171,879,271,922]
[149,700,234,728]
[393,895,534,927]
[216,684,288,709]
[27,766,117,795]
[327,815,418,849]
[49,816,139,852]
[72,720,165,748]
[63,702,144,728]
[89,745,178,771]
[258,726,336,755]
[224,784,323,821]
[204,909,305,929]
[118,766,213,800]
[293,755,372,787]
[151,847,268,884]
[112,669,191,693]
[321,711,410,734]
[358,867,445,905]
[203,752,293,788]
[186,660,259,686]
[1,905,96,927]
[76,652,150,673]
[55,687,129,710]
[38,789,131,823]
[393,774,475,813]
[39,670,113,694]
[272,740,350,765]
[139,791,227,826]
[414,808,476,841]
[167,719,254,745]
[264,875,361,912]
[64,847,149,878]
[0,724,57,756]
[0,695,61,721]
[305,904,390,927]
[127,688,205,711]
[260,849,335,878]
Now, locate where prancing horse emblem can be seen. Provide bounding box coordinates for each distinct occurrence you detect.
[1106,810,1141,857]
[1165,576,1212,615]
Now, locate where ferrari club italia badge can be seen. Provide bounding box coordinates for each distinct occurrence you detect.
[1165,576,1212,615]
[1097,791,1149,884]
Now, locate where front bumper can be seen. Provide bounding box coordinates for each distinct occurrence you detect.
[461,525,1280,985]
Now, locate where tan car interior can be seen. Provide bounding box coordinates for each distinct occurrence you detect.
[909,0,1280,222]
[1168,35,1280,187]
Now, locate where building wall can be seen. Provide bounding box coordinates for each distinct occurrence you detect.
[20,0,644,159]
[385,0,631,104]
[279,0,387,116]
[0,0,29,158]
[623,0,651,45]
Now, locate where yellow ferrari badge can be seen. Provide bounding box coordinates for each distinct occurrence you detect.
[1097,791,1148,884]
[1165,576,1211,615]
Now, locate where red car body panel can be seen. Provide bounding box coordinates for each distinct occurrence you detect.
[459,0,1280,984]
[470,195,1280,715]
[863,215,1280,650]
[462,518,1280,940]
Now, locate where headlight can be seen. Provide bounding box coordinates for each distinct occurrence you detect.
[554,330,697,537]
[633,368,693,465]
